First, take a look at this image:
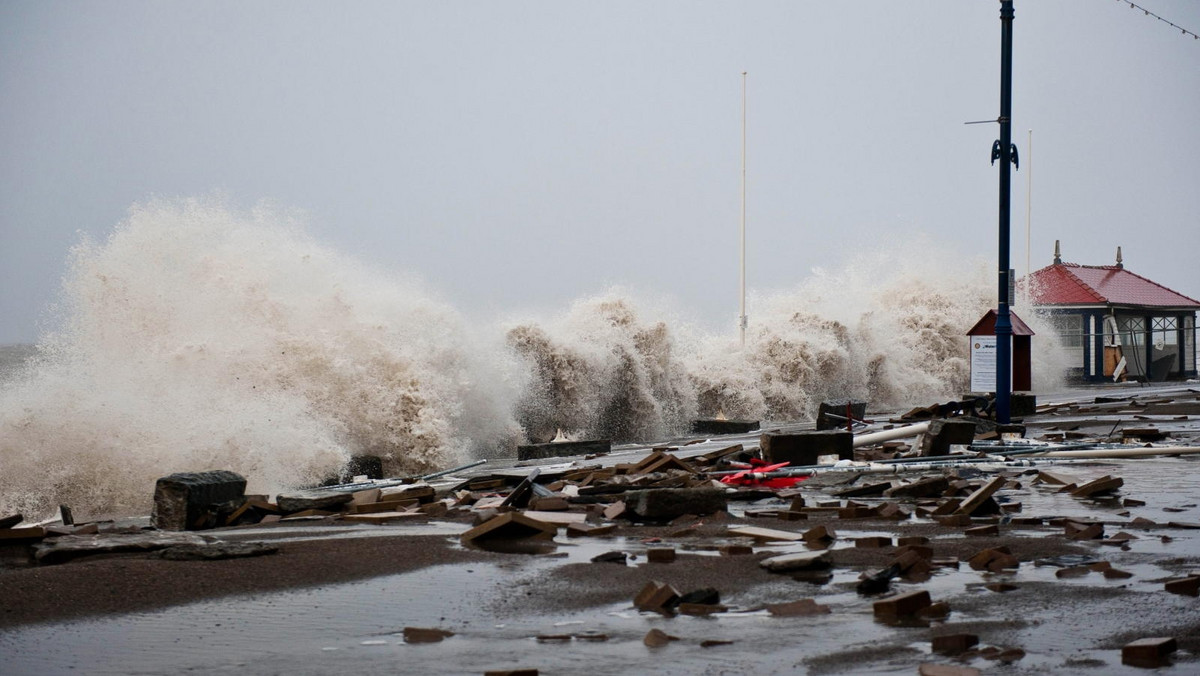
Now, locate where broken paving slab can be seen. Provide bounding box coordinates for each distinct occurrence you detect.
[460,512,557,546]
[766,598,831,616]
[1070,475,1124,498]
[726,525,805,542]
[33,531,209,565]
[759,550,831,573]
[953,476,1007,516]
[151,470,247,531]
[634,581,681,612]
[873,589,932,618]
[275,490,355,514]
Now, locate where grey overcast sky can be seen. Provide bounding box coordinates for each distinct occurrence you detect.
[1,0,1197,345]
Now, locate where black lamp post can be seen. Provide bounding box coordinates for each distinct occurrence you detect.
[993,0,1016,424]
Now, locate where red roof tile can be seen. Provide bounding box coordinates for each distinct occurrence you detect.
[1024,263,1200,309]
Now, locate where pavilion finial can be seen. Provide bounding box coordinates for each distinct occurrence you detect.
[1053,239,1061,265]
[1116,245,1123,269]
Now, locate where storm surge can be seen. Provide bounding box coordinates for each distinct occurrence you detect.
[0,199,520,519]
[0,199,1065,519]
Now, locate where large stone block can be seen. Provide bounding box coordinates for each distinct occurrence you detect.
[920,419,977,456]
[691,419,760,435]
[151,470,247,531]
[761,430,852,465]
[1010,393,1037,418]
[816,400,868,431]
[517,439,611,461]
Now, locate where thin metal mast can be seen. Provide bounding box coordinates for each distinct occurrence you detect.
[1025,128,1032,287]
[739,71,748,347]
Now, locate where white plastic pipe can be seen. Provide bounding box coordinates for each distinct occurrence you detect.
[1029,446,1200,459]
[852,422,931,448]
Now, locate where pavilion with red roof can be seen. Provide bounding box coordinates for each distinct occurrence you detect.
[1022,241,1198,382]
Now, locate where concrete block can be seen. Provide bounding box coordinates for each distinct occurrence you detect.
[920,419,977,456]
[517,439,611,461]
[276,490,354,514]
[1122,637,1177,668]
[855,536,893,549]
[647,547,676,563]
[718,544,754,556]
[838,505,874,519]
[874,503,909,520]
[932,633,979,655]
[151,470,247,531]
[967,547,1012,571]
[626,488,726,521]
[1010,393,1037,417]
[1164,576,1200,596]
[0,527,46,542]
[761,430,852,465]
[816,400,867,430]
[803,525,836,543]
[691,419,759,435]
[873,589,931,617]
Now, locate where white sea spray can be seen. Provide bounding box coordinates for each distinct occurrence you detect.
[0,199,1068,519]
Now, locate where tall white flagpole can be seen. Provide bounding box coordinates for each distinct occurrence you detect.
[1025,128,1032,288]
[739,71,748,347]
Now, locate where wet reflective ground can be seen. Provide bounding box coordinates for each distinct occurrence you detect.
[3,455,1199,675]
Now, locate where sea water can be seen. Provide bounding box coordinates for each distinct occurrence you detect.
[0,197,1068,519]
